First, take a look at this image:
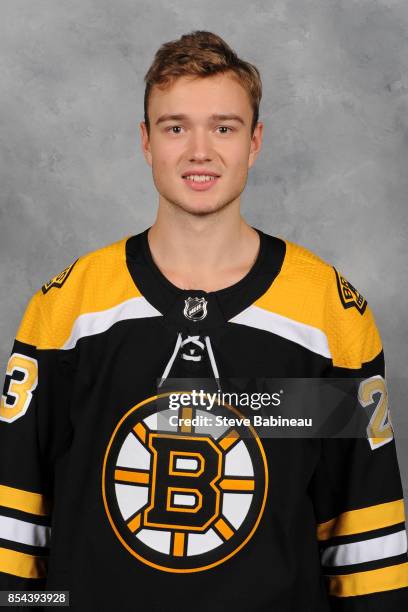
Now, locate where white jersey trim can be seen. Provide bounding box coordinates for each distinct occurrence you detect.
[228,305,331,359]
[62,296,162,350]
[321,529,408,566]
[0,514,51,548]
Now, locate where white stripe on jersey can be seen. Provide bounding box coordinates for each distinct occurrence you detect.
[321,530,407,566]
[229,305,331,358]
[62,296,162,349]
[0,514,51,548]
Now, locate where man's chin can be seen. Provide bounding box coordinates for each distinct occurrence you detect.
[164,196,233,216]
[182,204,222,216]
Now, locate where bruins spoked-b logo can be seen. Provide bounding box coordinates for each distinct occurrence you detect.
[102,393,268,573]
[183,296,208,321]
[334,267,367,315]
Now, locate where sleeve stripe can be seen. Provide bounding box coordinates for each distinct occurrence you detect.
[321,529,407,567]
[326,561,408,597]
[317,499,406,541]
[0,515,51,548]
[0,546,48,579]
[0,484,51,517]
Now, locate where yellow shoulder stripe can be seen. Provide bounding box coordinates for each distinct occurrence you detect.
[317,499,406,541]
[257,240,382,368]
[255,240,330,337]
[16,236,142,349]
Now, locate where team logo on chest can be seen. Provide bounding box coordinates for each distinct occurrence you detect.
[183,296,208,321]
[102,393,268,573]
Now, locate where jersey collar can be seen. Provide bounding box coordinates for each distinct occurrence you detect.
[125,225,286,331]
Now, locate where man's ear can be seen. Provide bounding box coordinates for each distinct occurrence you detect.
[140,121,152,166]
[248,121,264,169]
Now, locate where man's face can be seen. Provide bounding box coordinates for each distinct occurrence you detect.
[140,72,263,216]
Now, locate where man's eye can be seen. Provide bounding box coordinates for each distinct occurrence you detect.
[217,126,233,134]
[167,126,183,134]
[166,126,233,134]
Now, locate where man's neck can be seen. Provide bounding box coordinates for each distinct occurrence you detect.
[147,216,260,292]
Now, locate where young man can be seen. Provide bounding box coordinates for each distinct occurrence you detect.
[0,30,407,611]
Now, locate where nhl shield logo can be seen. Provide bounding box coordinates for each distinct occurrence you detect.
[183,297,208,321]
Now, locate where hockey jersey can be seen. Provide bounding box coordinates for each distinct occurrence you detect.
[0,226,407,611]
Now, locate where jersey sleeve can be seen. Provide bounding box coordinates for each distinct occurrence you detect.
[0,289,73,590]
[310,268,408,609]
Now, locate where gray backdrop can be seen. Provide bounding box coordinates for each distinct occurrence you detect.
[1,0,407,510]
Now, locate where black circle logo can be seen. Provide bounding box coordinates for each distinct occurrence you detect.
[102,392,268,573]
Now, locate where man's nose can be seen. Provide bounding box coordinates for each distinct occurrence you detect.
[187,128,213,161]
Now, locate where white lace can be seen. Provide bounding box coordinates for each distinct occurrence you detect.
[158,332,220,390]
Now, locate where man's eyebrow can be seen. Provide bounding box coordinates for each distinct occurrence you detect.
[211,113,245,125]
[155,113,245,125]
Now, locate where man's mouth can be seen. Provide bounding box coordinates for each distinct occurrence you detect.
[182,174,220,191]
[182,174,219,182]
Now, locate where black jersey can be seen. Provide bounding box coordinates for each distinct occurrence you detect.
[0,226,407,611]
